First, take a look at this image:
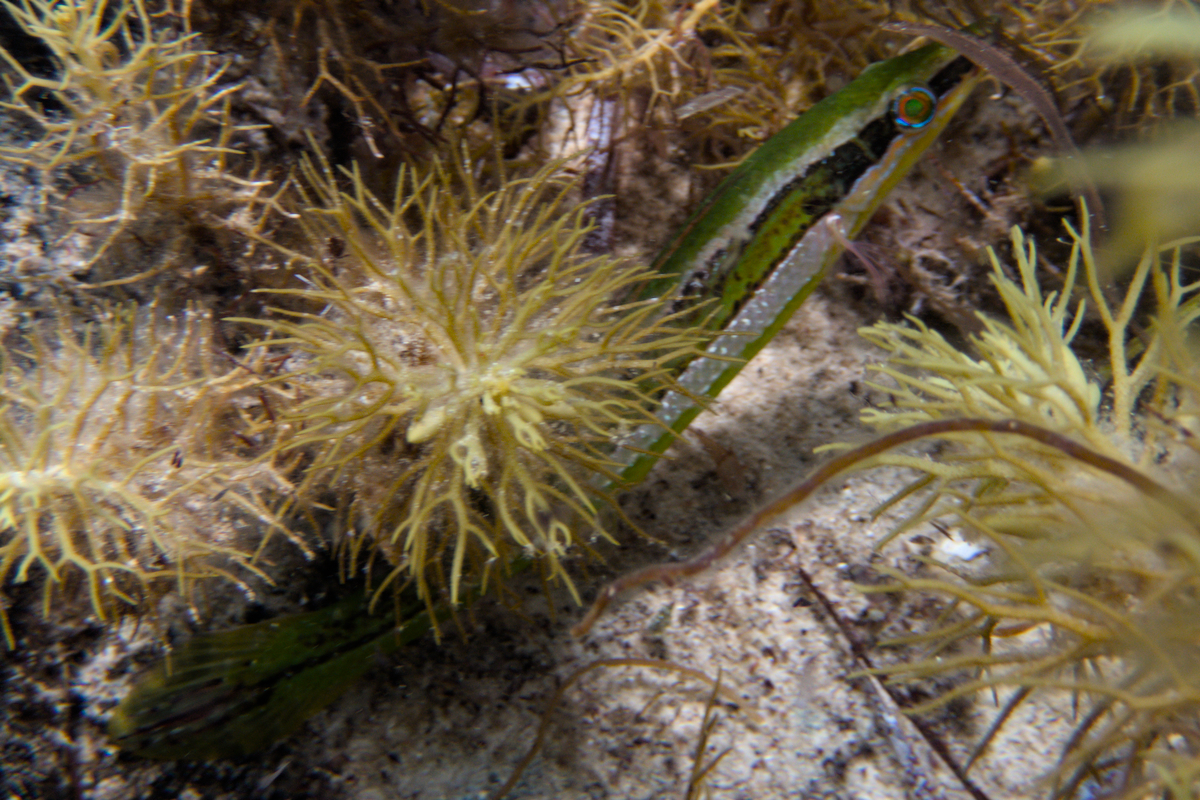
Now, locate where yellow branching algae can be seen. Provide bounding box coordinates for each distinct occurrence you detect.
[853,222,1200,797]
[242,150,709,610]
[0,0,269,281]
[0,303,300,646]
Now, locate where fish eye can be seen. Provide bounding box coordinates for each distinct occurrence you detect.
[892,85,937,128]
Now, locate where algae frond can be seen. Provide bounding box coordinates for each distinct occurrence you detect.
[850,222,1200,797]
[243,148,710,611]
[0,0,268,281]
[0,303,300,647]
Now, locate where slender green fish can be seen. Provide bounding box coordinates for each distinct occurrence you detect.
[617,40,982,484]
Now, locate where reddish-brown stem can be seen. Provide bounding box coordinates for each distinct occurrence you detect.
[572,418,1196,637]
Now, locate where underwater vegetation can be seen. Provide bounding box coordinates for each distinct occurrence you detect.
[0,302,298,647]
[570,220,1200,797]
[851,221,1200,797]
[182,0,510,167]
[1036,1,1200,134]
[0,0,270,286]
[822,15,1200,794]
[241,148,710,612]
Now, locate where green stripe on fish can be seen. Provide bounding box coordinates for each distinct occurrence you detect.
[618,43,982,484]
